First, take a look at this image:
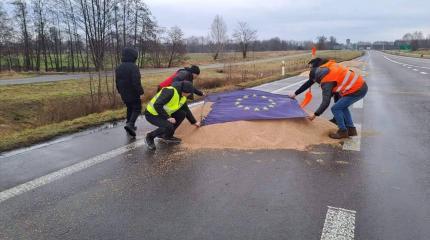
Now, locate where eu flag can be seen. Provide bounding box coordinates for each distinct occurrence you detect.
[203,89,307,125]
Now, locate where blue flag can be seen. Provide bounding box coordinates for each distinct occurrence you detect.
[202,89,307,125]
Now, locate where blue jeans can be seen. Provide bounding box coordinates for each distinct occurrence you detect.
[331,85,368,130]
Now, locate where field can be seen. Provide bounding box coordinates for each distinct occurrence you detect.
[184,50,307,65]
[383,50,430,59]
[0,50,363,152]
[0,51,307,80]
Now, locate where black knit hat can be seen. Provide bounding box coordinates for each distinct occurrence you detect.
[172,81,195,94]
[308,58,328,68]
[181,81,195,93]
[189,65,200,75]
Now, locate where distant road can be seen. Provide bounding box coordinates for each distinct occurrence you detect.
[0,52,315,86]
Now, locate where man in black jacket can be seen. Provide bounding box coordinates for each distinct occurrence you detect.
[173,65,203,93]
[115,47,143,137]
[144,81,201,150]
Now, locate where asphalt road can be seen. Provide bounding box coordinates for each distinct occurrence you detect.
[0,52,314,86]
[1,51,429,239]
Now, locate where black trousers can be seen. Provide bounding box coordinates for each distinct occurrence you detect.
[125,99,142,126]
[145,110,186,138]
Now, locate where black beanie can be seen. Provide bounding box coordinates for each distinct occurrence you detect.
[181,81,195,93]
[172,81,195,94]
[189,65,200,75]
[308,58,328,68]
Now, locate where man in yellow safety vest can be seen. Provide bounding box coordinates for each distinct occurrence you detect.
[144,81,201,150]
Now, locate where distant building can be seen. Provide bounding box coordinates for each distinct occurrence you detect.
[346,39,351,49]
[372,41,395,50]
[357,41,372,50]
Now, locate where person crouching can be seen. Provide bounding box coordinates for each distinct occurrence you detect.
[144,81,201,150]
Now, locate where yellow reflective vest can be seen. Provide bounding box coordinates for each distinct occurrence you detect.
[146,86,187,116]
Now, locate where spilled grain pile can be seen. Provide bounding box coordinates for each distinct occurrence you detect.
[175,103,341,151]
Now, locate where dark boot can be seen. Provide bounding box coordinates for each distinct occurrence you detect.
[145,134,156,150]
[329,129,349,139]
[124,123,136,137]
[347,127,357,136]
[329,118,337,124]
[159,135,182,144]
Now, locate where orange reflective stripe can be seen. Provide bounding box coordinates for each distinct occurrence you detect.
[344,73,360,92]
[336,69,352,92]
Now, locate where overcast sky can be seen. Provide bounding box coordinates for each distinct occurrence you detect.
[145,0,430,43]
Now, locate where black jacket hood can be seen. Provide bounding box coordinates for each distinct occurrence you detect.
[121,47,138,63]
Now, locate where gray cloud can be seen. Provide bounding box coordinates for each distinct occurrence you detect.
[146,0,430,42]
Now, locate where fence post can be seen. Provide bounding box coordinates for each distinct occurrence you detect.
[282,60,285,76]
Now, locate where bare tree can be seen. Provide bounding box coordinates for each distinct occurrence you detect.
[0,3,14,72]
[316,35,327,50]
[166,26,186,68]
[11,0,32,71]
[233,21,257,59]
[76,0,113,71]
[32,0,49,72]
[412,31,424,40]
[136,1,155,68]
[402,33,413,41]
[148,28,165,68]
[210,15,227,60]
[328,36,337,50]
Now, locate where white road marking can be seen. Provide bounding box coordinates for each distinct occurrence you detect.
[413,69,419,71]
[384,55,430,70]
[420,72,428,75]
[321,206,356,240]
[0,140,146,203]
[353,99,363,109]
[0,77,308,203]
[271,79,308,93]
[343,124,361,151]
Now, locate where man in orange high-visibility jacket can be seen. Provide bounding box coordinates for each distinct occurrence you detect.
[290,58,368,139]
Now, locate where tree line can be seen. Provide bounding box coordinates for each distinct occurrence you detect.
[0,1,347,74]
[0,0,191,72]
[399,31,430,50]
[187,15,337,59]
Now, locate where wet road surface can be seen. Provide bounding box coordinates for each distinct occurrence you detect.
[1,51,430,239]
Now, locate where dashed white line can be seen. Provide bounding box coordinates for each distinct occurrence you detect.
[271,79,308,93]
[413,69,419,71]
[321,206,356,240]
[0,140,147,203]
[420,72,428,75]
[343,124,361,151]
[384,55,430,70]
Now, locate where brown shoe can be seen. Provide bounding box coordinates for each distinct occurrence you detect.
[329,129,349,139]
[347,127,358,136]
